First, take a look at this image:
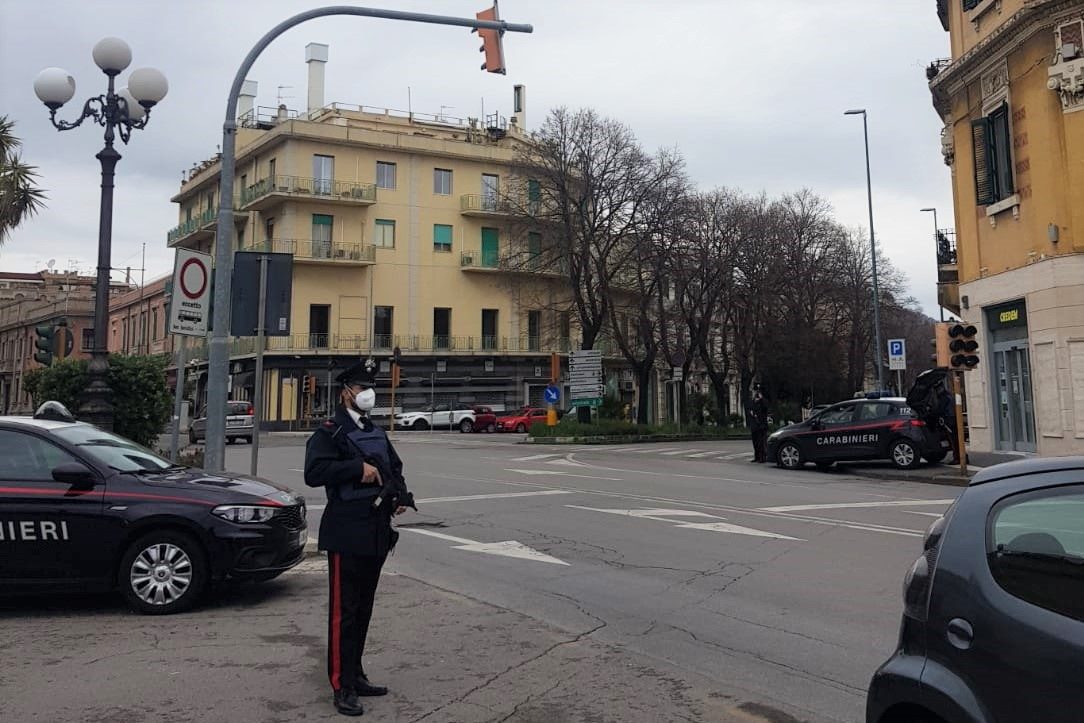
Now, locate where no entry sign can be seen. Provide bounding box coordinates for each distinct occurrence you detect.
[169,248,212,337]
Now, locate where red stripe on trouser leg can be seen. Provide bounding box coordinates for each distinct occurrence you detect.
[329,553,342,690]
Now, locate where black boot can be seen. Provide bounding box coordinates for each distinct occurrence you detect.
[334,688,365,716]
[355,675,389,697]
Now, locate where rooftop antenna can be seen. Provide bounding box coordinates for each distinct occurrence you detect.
[407,86,412,118]
[277,85,294,105]
[439,105,455,122]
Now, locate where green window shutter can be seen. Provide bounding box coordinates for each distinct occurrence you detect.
[434,224,453,249]
[312,214,333,226]
[990,104,1014,199]
[971,118,995,206]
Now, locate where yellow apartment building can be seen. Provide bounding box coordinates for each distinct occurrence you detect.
[168,49,635,427]
[929,0,1084,454]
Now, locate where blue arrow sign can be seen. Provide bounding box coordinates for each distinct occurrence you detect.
[544,385,561,404]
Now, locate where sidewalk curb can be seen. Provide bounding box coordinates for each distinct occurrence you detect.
[845,469,973,487]
[526,433,751,445]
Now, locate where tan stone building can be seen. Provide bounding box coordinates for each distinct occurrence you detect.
[0,271,126,415]
[107,274,173,358]
[169,46,633,427]
[929,0,1084,455]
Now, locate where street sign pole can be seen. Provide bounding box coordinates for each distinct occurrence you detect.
[169,341,186,462]
[250,255,268,476]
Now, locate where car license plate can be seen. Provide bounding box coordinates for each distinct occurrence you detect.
[295,529,308,548]
[227,419,245,427]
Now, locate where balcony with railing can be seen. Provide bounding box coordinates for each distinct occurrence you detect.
[243,239,376,265]
[460,248,569,276]
[167,203,243,248]
[240,175,377,211]
[459,194,513,217]
[935,228,960,315]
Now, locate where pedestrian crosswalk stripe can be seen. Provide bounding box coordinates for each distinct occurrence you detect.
[661,450,692,456]
[631,447,678,453]
[686,451,719,458]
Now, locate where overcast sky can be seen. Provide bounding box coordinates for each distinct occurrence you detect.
[1,0,952,316]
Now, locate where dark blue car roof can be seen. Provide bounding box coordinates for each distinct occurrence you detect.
[970,456,1084,486]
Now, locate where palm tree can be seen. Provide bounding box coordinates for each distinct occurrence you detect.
[0,115,47,244]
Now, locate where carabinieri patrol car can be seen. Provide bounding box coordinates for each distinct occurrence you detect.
[0,404,306,614]
[767,397,949,471]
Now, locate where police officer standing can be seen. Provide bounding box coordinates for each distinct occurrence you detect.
[749,385,769,463]
[304,357,415,716]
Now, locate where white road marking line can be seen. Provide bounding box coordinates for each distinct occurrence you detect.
[289,468,304,472]
[630,447,679,453]
[510,453,563,462]
[505,469,622,480]
[546,457,587,467]
[904,511,944,518]
[415,490,574,504]
[687,451,721,458]
[400,527,569,565]
[760,499,956,513]
[661,450,693,456]
[566,505,804,541]
[438,471,926,538]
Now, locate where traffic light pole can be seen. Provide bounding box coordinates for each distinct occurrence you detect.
[250,255,268,476]
[201,5,532,473]
[952,371,967,476]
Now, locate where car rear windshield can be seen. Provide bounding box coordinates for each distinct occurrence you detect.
[228,402,252,416]
[53,426,174,472]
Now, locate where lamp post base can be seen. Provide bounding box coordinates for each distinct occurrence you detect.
[80,353,114,431]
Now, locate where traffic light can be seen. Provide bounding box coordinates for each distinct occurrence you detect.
[948,323,980,370]
[473,3,506,74]
[303,375,316,395]
[932,322,950,367]
[33,323,55,366]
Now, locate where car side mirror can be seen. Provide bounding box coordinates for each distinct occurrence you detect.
[810,420,822,431]
[52,462,96,488]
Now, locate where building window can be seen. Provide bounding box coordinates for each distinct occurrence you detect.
[481,173,499,211]
[527,232,542,269]
[989,487,1084,622]
[312,214,333,258]
[268,158,277,181]
[82,328,94,352]
[374,219,396,248]
[376,161,397,190]
[527,179,541,214]
[481,309,498,350]
[264,217,274,243]
[527,310,541,351]
[434,308,451,350]
[152,308,159,341]
[433,224,453,252]
[434,168,452,195]
[374,306,394,349]
[313,155,334,194]
[309,304,330,349]
[558,312,571,351]
[972,103,1014,206]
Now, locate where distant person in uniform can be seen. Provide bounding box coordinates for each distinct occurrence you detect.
[749,385,769,463]
[938,379,962,465]
[304,357,415,717]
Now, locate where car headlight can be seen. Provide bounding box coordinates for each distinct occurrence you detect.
[212,505,277,523]
[769,430,782,440]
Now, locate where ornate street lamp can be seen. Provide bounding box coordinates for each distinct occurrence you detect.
[34,38,167,430]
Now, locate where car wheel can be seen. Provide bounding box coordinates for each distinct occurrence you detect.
[412,419,429,431]
[119,531,207,615]
[487,423,496,433]
[891,439,921,470]
[776,442,803,470]
[459,419,473,433]
[923,450,948,464]
[189,430,198,445]
[815,461,835,471]
[515,423,527,433]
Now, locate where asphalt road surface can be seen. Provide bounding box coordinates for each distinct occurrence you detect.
[245,433,953,721]
[2,433,956,723]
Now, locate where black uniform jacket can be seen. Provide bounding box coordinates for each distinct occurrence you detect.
[304,406,410,556]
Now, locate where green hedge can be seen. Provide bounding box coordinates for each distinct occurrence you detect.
[528,417,749,439]
[23,355,173,448]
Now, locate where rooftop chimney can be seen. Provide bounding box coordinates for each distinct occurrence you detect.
[306,43,329,114]
[512,84,526,130]
[238,79,258,123]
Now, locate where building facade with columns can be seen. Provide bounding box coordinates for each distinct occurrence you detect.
[929,0,1084,455]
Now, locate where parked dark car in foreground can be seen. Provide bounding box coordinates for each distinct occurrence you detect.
[0,404,305,614]
[767,397,948,470]
[867,456,1084,723]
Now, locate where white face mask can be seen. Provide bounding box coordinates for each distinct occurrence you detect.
[354,388,376,412]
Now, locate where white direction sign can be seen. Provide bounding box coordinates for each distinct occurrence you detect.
[566,506,804,541]
[888,338,907,371]
[169,248,212,337]
[569,350,603,401]
[401,527,569,565]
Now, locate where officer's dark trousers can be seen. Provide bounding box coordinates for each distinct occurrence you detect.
[327,552,386,691]
[751,429,767,462]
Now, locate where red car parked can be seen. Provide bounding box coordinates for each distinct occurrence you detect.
[496,407,549,433]
[471,406,498,433]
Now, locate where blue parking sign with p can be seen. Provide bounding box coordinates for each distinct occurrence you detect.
[890,340,903,355]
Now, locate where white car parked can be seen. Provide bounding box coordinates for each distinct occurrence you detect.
[394,403,476,432]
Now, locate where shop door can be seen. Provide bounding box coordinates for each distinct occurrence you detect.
[993,345,1036,453]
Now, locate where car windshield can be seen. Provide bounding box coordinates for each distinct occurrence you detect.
[53,425,174,472]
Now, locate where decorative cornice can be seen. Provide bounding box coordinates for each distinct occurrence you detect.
[929,0,1084,115]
